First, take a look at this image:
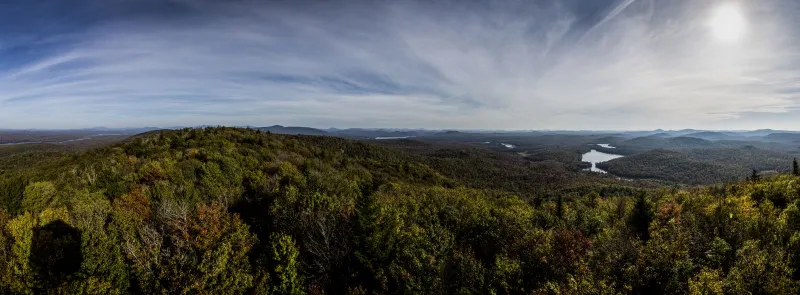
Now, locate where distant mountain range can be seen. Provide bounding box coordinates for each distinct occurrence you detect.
[4,126,799,140]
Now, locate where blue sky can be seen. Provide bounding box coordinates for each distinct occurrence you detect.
[2,0,800,130]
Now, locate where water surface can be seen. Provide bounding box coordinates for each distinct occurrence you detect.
[375,136,415,140]
[582,149,624,173]
[0,141,41,146]
[0,134,127,146]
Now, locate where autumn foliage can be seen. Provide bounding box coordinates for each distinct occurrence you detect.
[0,127,799,294]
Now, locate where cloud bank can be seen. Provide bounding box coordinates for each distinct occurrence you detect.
[1,0,800,129]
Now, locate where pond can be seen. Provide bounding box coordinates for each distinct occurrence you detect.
[582,149,624,173]
[597,143,615,148]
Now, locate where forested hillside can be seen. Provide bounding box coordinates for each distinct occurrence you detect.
[597,147,793,184]
[368,139,641,196]
[2,127,800,294]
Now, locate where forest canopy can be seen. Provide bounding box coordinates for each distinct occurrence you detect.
[1,127,800,294]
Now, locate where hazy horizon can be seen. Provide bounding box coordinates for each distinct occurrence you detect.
[3,125,800,133]
[3,0,800,130]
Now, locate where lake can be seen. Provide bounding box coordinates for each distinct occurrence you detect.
[0,134,128,146]
[0,141,41,146]
[375,136,415,140]
[582,149,624,173]
[597,143,615,148]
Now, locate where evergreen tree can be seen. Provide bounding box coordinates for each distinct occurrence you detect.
[793,158,799,176]
[556,195,564,219]
[628,193,653,241]
[750,169,760,182]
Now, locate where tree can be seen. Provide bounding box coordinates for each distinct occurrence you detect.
[0,210,13,291]
[750,169,760,182]
[793,158,799,176]
[158,203,256,294]
[725,240,796,293]
[556,195,564,219]
[271,233,304,295]
[21,182,58,214]
[628,193,653,241]
[688,268,724,295]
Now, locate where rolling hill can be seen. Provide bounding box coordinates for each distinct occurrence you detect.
[597,146,794,184]
[256,125,328,135]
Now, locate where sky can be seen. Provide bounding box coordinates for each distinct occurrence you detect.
[1,0,800,130]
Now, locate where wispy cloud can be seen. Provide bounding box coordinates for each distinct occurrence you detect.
[1,0,799,129]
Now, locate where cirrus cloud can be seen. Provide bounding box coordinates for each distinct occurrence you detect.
[1,0,800,130]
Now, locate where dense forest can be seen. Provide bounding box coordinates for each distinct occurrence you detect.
[260,126,800,186]
[2,127,800,294]
[597,147,794,185]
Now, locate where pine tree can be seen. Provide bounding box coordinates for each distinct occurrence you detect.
[750,169,760,182]
[793,158,799,176]
[628,193,653,241]
[556,195,564,219]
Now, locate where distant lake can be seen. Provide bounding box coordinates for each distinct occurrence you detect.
[501,143,515,149]
[0,134,127,146]
[0,141,41,146]
[597,143,616,149]
[582,149,624,173]
[375,136,415,140]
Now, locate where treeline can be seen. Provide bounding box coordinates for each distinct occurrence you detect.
[1,128,800,294]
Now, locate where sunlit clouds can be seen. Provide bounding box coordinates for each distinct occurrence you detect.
[708,3,747,42]
[1,0,799,129]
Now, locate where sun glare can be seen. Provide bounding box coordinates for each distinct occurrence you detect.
[708,3,746,42]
